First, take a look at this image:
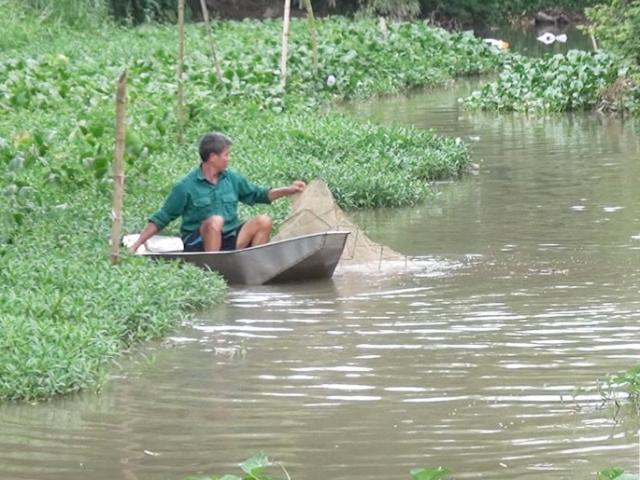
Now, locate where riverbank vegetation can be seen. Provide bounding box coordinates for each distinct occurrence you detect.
[22,0,600,26]
[463,49,639,113]
[464,0,640,115]
[0,11,503,400]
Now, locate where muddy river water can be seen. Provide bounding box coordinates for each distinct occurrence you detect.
[2,33,640,480]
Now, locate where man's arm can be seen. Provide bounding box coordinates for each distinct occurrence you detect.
[149,182,188,229]
[128,182,189,253]
[128,222,159,253]
[268,180,306,202]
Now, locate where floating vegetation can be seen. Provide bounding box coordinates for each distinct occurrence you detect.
[183,453,452,480]
[183,453,637,480]
[596,467,640,480]
[464,50,640,113]
[183,452,290,480]
[599,364,640,416]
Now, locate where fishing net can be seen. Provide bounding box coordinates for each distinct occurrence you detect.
[273,179,404,268]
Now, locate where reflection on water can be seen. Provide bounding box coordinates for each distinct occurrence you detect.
[474,25,592,57]
[2,44,640,480]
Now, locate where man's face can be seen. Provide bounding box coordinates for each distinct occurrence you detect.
[209,147,230,171]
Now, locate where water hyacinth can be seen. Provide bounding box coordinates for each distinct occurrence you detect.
[463,50,627,113]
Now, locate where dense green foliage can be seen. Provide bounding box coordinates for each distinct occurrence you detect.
[359,0,421,19]
[586,0,640,68]
[495,0,600,16]
[0,250,225,400]
[464,49,640,113]
[0,14,499,400]
[417,0,600,25]
[108,0,178,23]
[461,0,640,115]
[21,0,177,25]
[20,0,106,26]
[18,0,600,26]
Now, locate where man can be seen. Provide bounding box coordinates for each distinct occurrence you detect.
[129,132,305,253]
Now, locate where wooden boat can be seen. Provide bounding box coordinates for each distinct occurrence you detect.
[141,231,350,285]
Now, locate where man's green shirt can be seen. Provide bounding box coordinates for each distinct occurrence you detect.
[149,167,271,238]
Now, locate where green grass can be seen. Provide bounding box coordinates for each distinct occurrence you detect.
[0,15,502,401]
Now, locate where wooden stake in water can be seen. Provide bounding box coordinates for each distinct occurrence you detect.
[279,0,292,91]
[177,0,186,143]
[110,69,128,265]
[199,0,223,82]
[302,0,318,73]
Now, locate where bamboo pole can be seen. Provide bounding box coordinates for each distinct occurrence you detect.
[199,0,223,82]
[302,0,318,73]
[378,16,388,40]
[110,69,128,265]
[279,0,292,91]
[590,33,599,51]
[176,0,186,143]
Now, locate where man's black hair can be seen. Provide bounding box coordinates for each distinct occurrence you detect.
[199,132,233,162]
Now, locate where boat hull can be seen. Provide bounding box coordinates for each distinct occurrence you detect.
[144,231,349,285]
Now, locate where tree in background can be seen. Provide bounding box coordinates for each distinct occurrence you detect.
[584,0,640,114]
[21,0,178,24]
[500,0,601,17]
[358,0,420,19]
[21,0,107,26]
[359,0,600,26]
[419,0,499,26]
[19,0,604,26]
[586,0,640,67]
[107,0,178,23]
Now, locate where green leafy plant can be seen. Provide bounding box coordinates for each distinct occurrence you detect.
[410,466,450,480]
[463,49,635,113]
[184,452,291,480]
[596,467,640,480]
[599,364,640,416]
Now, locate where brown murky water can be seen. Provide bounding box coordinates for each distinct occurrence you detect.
[2,44,640,480]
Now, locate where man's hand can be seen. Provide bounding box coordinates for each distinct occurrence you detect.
[289,180,306,195]
[128,242,142,254]
[126,223,159,254]
[268,181,307,202]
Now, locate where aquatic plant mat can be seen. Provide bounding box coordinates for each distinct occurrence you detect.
[274,179,403,268]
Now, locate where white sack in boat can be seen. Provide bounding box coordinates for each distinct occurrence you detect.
[122,234,183,253]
